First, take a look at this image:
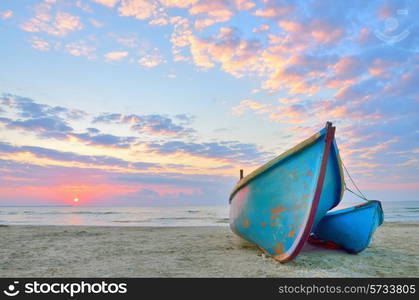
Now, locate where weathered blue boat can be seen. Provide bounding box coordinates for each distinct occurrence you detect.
[309,200,384,253]
[229,122,344,262]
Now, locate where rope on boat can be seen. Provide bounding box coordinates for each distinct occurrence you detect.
[342,160,370,202]
[345,187,370,202]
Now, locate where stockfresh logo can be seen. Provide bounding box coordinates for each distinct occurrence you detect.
[3,281,20,297]
[3,280,127,297]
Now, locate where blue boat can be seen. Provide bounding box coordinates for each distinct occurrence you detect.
[309,200,384,253]
[229,122,344,262]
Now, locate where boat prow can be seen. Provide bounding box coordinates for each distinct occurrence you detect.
[229,122,344,262]
[310,200,384,253]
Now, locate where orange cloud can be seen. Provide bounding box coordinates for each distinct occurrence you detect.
[138,50,166,68]
[234,0,255,10]
[231,100,269,116]
[118,0,157,20]
[104,51,129,61]
[21,4,83,37]
[30,37,51,51]
[368,58,399,78]
[268,104,308,124]
[189,27,261,76]
[65,41,96,58]
[159,0,198,8]
[253,24,269,33]
[92,0,120,7]
[189,0,234,29]
[90,18,105,28]
[1,10,13,20]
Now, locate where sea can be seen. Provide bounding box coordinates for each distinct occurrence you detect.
[0,201,418,226]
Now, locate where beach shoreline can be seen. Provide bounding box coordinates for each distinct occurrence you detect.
[1,222,418,277]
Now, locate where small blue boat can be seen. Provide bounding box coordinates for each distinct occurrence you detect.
[309,200,384,253]
[229,122,344,262]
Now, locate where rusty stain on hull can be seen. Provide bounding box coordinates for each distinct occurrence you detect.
[288,229,296,238]
[274,242,285,255]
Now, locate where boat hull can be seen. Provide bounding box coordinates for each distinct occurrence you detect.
[310,200,384,253]
[229,124,344,262]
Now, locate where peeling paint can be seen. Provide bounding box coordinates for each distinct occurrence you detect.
[288,229,296,238]
[274,242,284,255]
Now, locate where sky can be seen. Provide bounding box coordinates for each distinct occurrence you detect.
[0,0,418,206]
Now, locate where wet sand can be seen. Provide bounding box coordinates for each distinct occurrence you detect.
[0,222,418,277]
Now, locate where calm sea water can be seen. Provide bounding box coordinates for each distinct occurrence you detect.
[0,201,417,226]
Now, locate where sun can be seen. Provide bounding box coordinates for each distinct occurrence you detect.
[73,197,79,203]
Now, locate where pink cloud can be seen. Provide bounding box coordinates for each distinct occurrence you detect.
[189,0,234,29]
[65,41,96,58]
[189,27,261,76]
[252,24,269,33]
[1,10,13,20]
[231,100,269,116]
[104,51,129,61]
[279,18,345,45]
[368,58,400,78]
[91,0,120,7]
[234,0,255,10]
[21,4,83,37]
[159,0,198,8]
[30,37,51,51]
[138,50,166,68]
[254,2,295,18]
[268,104,307,124]
[118,0,158,20]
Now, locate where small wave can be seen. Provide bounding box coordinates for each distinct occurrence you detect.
[112,220,148,223]
[216,218,229,223]
[38,211,121,215]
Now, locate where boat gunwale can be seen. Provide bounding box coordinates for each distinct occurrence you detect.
[325,200,384,225]
[229,130,323,202]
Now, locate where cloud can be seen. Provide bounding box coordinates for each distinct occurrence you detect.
[21,4,83,37]
[104,51,129,61]
[2,117,73,133]
[159,0,198,8]
[231,100,269,116]
[1,93,87,120]
[118,0,158,20]
[254,1,295,18]
[189,0,235,29]
[69,131,137,148]
[1,10,13,20]
[138,52,166,67]
[253,24,269,33]
[65,41,96,58]
[30,37,51,51]
[0,94,138,149]
[91,0,120,7]
[190,27,261,77]
[0,141,155,169]
[147,140,271,164]
[90,18,105,28]
[0,154,235,206]
[93,112,194,136]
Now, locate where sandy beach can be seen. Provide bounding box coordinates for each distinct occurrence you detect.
[1,222,418,277]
